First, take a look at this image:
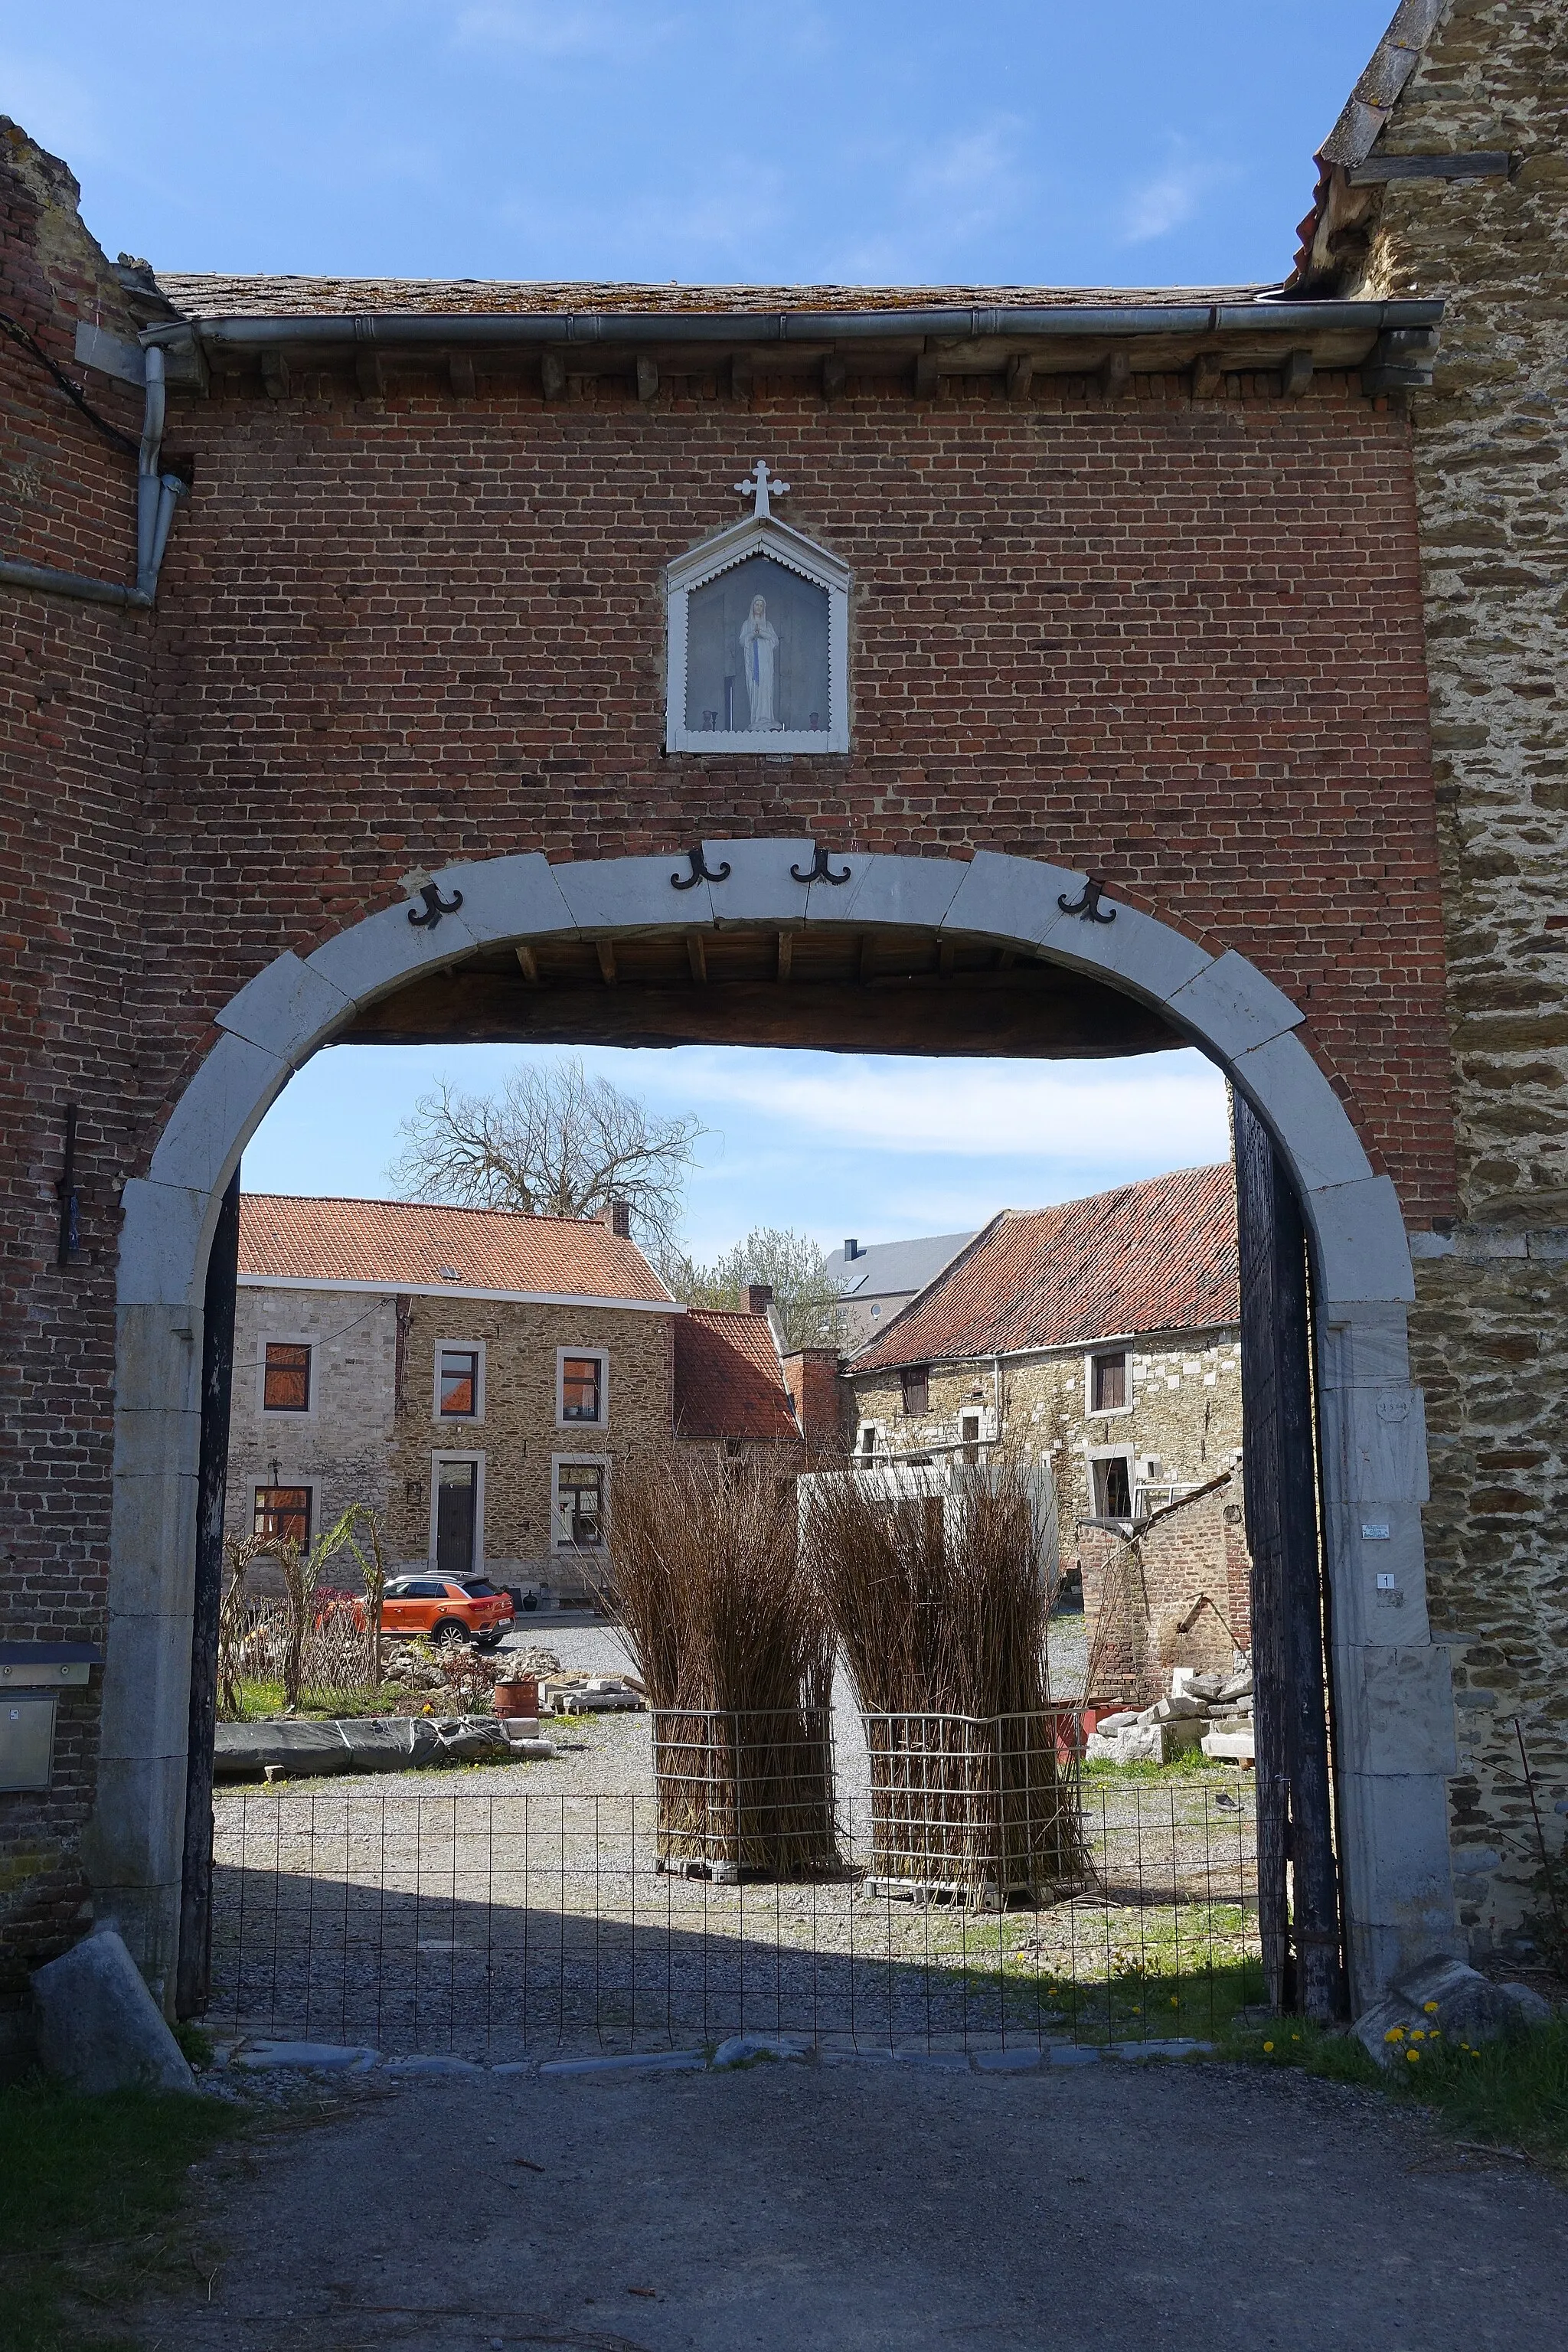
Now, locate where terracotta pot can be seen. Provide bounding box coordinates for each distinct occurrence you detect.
[493,1674,538,1719]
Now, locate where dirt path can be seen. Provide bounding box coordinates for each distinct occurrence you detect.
[144,2059,1564,2352]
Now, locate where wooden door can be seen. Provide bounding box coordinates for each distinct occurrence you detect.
[1233,1094,1345,2020]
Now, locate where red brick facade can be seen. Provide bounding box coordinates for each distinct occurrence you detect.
[0,120,1456,2013]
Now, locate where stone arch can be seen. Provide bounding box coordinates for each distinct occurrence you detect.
[97,843,1459,2008]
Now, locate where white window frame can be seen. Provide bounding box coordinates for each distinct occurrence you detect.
[1085,1347,1133,1418]
[428,1451,486,1576]
[257,1331,317,1421]
[250,1475,321,1553]
[665,509,851,754]
[551,1452,610,1553]
[1086,1446,1136,1518]
[433,1338,487,1425]
[857,1422,884,1459]
[557,1345,609,1430]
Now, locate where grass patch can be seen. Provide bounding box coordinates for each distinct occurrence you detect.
[225,1678,410,1721]
[0,2076,240,2352]
[1080,1752,1246,1784]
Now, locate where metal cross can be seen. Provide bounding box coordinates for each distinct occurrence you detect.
[733,458,790,521]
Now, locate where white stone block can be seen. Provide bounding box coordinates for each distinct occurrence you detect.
[96,1612,194,1765]
[819,853,969,933]
[1037,897,1215,1008]
[1311,1176,1417,1306]
[106,1472,200,1619]
[704,837,818,926]
[1200,1730,1255,1761]
[1230,1031,1374,1194]
[215,950,352,1065]
[423,852,575,949]
[83,1752,188,1896]
[111,1404,201,1483]
[304,890,480,1009]
[1166,950,1304,1057]
[116,1178,209,1308]
[937,850,1088,949]
[33,1929,197,2096]
[1335,1644,1458,1777]
[1340,1387,1430,1504]
[553,853,704,931]
[1315,1304,1413,1392]
[114,1305,201,1416]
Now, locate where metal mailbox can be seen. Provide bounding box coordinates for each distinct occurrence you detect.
[0,1693,58,1791]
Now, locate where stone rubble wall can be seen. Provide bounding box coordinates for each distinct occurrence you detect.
[1334,0,1568,1952]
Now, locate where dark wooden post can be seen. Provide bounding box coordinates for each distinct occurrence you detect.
[175,1171,240,2018]
[1234,1094,1345,2021]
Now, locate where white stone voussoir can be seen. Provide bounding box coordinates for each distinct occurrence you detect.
[1165,950,1305,1060]
[936,850,1088,949]
[304,887,483,1008]
[424,851,575,949]
[215,949,352,1067]
[147,1031,288,1200]
[1231,1031,1375,1197]
[703,837,818,926]
[552,852,709,933]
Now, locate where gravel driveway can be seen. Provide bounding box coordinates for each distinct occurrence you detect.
[137,2056,1568,2352]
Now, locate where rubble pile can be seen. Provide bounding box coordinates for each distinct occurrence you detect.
[1086,1664,1254,1766]
[537,1669,645,1715]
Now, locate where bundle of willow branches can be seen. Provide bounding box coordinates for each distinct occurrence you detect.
[603,1449,839,1877]
[801,1457,1084,1904]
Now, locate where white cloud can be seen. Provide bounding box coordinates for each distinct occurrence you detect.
[826,113,1029,282]
[1119,148,1231,245]
[676,1050,1230,1174]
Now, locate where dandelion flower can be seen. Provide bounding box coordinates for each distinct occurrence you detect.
[1411,2028,1426,2042]
[1423,2001,1439,2014]
[1384,2026,1406,2043]
[1263,2040,1274,2052]
[1170,1996,1179,2007]
[1406,2050,1420,2063]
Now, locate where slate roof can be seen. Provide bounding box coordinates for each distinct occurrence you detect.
[835,1232,978,1303]
[237,1194,673,1303]
[850,1166,1238,1373]
[672,1309,800,1445]
[155,275,1276,321]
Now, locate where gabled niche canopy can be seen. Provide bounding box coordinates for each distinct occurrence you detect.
[665,476,849,754]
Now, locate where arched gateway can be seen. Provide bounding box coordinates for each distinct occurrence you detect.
[100,841,1459,2015]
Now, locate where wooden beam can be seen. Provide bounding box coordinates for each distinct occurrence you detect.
[635,356,658,403]
[686,933,707,984]
[858,936,875,985]
[1347,150,1513,185]
[541,351,566,402]
[260,350,289,400]
[730,354,753,403]
[449,353,476,399]
[822,354,847,402]
[515,944,539,984]
[1005,353,1033,404]
[913,351,940,400]
[938,940,955,978]
[596,939,617,985]
[1282,348,1314,401]
[1101,350,1131,402]
[354,348,384,400]
[341,968,1185,1060]
[1191,348,1223,399]
[776,933,792,983]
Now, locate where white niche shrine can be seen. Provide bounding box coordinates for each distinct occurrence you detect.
[665,461,850,754]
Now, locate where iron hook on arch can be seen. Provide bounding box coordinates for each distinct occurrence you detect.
[671,846,733,890]
[791,841,852,885]
[407,883,465,929]
[1057,877,1116,924]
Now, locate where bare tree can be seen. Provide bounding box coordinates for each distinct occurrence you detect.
[665,1226,846,1351]
[390,1057,706,1259]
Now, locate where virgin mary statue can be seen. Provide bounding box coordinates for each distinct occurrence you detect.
[739,593,779,730]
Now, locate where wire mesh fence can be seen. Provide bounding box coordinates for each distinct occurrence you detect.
[220,1593,379,1713]
[208,1774,1263,2060]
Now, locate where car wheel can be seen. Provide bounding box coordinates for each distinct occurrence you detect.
[431,1619,468,1647]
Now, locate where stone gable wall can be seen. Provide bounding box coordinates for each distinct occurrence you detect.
[1331,0,1568,1952]
[845,1328,1243,1533]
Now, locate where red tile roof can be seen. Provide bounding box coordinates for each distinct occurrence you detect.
[673,1309,801,1445]
[237,1194,673,1303]
[851,1166,1239,1372]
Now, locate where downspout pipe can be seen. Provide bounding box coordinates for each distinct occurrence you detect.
[0,340,186,612]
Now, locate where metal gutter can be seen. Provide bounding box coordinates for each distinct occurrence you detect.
[145,298,1443,353]
[0,557,151,609]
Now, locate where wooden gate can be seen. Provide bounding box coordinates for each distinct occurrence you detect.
[1233,1095,1345,2020]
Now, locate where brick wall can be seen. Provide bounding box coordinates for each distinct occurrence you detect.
[0,124,155,2020]
[782,1348,847,1459]
[1325,0,1568,1953]
[1078,1475,1252,1705]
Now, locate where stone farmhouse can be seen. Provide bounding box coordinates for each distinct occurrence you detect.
[5,1,1567,2034]
[229,1193,811,1603]
[844,1167,1243,1536]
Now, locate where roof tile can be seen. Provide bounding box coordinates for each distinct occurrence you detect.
[237,1194,672,1302]
[673,1309,800,1444]
[851,1166,1238,1371]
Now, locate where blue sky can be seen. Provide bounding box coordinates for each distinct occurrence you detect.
[9,3,1389,289]
[10,4,1385,1255]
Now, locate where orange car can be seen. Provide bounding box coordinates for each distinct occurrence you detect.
[358,1576,515,1649]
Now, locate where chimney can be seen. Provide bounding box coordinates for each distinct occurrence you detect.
[783,1347,848,1459]
[595,1198,632,1238]
[843,1239,860,1263]
[746,1283,773,1317]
